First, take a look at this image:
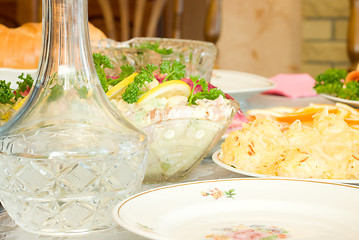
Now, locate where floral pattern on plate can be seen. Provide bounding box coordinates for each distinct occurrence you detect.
[205,224,290,240]
[201,188,236,199]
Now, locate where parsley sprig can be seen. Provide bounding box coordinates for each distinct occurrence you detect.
[0,73,34,104]
[93,52,114,92]
[137,42,174,55]
[122,64,158,103]
[313,68,359,100]
[15,73,34,100]
[107,64,135,86]
[0,80,15,104]
[188,75,225,105]
[160,60,186,82]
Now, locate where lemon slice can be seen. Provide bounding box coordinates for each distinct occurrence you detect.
[137,80,191,105]
[106,72,138,99]
[2,97,27,121]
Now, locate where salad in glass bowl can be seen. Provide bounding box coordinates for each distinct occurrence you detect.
[92,43,240,182]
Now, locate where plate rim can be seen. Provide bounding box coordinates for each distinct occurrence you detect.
[0,67,37,72]
[211,69,275,94]
[113,177,359,240]
[212,149,359,184]
[320,93,359,107]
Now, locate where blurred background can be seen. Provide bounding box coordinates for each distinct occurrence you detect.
[0,0,352,78]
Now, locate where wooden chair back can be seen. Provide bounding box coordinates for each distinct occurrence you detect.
[97,0,167,41]
[0,0,40,26]
[97,0,221,43]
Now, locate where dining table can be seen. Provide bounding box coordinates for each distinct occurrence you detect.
[0,93,350,239]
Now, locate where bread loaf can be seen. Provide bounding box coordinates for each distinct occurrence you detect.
[0,22,107,69]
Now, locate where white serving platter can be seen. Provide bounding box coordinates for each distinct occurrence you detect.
[113,178,359,240]
[212,149,359,184]
[211,69,275,101]
[320,93,359,108]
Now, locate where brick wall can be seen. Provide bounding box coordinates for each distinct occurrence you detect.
[302,0,350,77]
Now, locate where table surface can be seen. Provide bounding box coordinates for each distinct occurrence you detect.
[0,94,337,239]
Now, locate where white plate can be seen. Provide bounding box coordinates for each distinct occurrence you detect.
[0,68,37,89]
[212,149,359,184]
[114,178,359,240]
[211,69,275,101]
[320,93,359,108]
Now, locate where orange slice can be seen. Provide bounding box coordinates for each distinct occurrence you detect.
[275,107,338,123]
[344,70,359,85]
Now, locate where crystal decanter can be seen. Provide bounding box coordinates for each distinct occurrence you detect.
[0,0,148,235]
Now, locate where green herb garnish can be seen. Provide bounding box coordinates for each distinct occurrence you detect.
[75,86,89,99]
[312,68,359,100]
[47,83,64,102]
[92,52,114,92]
[107,64,135,86]
[340,81,359,100]
[188,75,225,105]
[122,64,158,103]
[159,60,186,82]
[0,80,15,104]
[0,72,34,104]
[15,73,33,100]
[137,42,173,55]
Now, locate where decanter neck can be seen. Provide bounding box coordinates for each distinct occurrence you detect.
[37,0,95,85]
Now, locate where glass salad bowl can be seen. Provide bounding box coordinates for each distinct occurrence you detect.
[92,38,239,183]
[112,93,239,183]
[91,37,217,82]
[138,98,239,183]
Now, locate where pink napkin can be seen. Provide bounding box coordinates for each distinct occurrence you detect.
[264,73,317,98]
